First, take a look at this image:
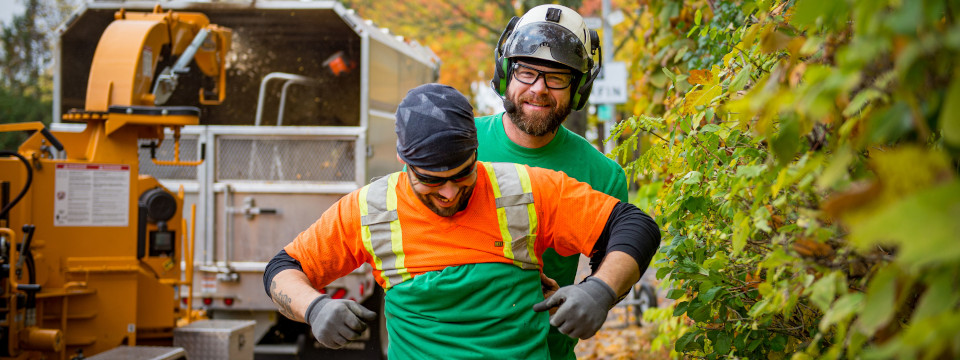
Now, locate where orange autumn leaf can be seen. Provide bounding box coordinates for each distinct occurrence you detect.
[688,69,714,85]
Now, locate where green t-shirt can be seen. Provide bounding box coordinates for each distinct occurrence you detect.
[475,113,629,359]
[385,263,549,359]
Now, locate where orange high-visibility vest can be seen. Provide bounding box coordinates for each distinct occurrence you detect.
[285,162,617,292]
[359,162,539,289]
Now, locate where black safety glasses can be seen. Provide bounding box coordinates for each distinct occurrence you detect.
[512,62,575,89]
[409,160,477,187]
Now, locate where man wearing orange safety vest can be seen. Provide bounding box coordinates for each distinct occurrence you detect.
[263,83,660,359]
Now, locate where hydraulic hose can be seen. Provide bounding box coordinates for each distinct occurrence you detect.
[0,151,32,220]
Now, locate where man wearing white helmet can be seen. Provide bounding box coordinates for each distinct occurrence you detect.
[477,4,639,359]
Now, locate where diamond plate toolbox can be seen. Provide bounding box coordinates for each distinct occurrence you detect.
[174,320,255,360]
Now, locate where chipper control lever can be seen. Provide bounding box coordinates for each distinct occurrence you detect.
[15,224,35,271]
[153,28,212,105]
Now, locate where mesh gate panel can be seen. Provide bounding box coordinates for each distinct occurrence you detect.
[216,138,355,182]
[139,138,200,180]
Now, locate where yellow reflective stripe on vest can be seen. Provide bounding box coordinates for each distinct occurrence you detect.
[483,162,539,270]
[359,172,411,289]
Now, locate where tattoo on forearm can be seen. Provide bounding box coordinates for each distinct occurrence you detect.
[270,280,296,320]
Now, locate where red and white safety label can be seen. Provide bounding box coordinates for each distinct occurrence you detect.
[54,163,131,227]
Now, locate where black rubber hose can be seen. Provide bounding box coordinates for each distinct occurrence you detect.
[0,151,32,220]
[25,252,36,308]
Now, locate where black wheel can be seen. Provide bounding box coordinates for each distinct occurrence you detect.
[632,282,658,327]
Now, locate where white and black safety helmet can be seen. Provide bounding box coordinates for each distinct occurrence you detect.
[491,4,601,110]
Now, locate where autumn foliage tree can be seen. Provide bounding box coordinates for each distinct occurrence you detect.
[612,0,960,358]
[0,0,75,149]
[340,0,589,94]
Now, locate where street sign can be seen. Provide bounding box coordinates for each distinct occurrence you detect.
[590,61,628,104]
[597,104,614,121]
[584,17,602,29]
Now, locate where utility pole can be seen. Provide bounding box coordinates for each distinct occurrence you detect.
[601,0,615,154]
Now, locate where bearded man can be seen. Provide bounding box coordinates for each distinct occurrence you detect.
[476,4,633,359]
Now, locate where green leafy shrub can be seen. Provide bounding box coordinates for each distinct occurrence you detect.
[614,0,960,358]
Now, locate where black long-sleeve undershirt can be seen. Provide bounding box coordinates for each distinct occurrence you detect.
[263,249,302,296]
[588,201,662,278]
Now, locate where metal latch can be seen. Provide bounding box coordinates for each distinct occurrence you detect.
[225,195,279,220]
[237,196,278,220]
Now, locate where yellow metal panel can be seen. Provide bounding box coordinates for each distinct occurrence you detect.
[137,270,175,331]
[85,20,170,111]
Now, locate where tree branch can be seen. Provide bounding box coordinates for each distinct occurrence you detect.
[440,0,504,42]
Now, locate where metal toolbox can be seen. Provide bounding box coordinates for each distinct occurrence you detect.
[174,320,256,360]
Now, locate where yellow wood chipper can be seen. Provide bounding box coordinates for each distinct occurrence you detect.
[0,6,230,359]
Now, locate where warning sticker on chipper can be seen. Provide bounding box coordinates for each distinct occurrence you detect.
[54,164,130,227]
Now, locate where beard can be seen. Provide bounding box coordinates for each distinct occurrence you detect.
[504,92,572,137]
[414,183,475,217]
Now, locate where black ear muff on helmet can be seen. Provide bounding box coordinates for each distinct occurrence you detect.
[571,29,602,111]
[491,6,603,111]
[492,16,519,97]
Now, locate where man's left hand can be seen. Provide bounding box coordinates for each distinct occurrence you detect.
[532,276,616,339]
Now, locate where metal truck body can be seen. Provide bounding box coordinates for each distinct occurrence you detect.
[50,1,439,357]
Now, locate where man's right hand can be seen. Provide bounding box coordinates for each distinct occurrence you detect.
[305,295,378,348]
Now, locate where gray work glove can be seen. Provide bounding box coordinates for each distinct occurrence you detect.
[304,294,378,349]
[532,276,617,339]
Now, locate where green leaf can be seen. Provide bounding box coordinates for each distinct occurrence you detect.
[735,165,763,178]
[682,171,703,184]
[843,88,885,117]
[911,270,960,322]
[752,205,772,233]
[867,102,913,144]
[939,73,960,147]
[855,264,898,335]
[656,265,672,280]
[771,116,800,166]
[701,286,724,302]
[816,146,853,190]
[682,196,708,213]
[703,252,729,271]
[674,301,690,316]
[734,330,748,351]
[695,8,702,26]
[701,124,721,133]
[820,293,864,332]
[729,64,753,93]
[674,46,690,63]
[770,334,788,351]
[667,289,686,300]
[678,259,705,275]
[807,272,840,311]
[663,67,677,83]
[676,331,698,352]
[732,212,749,254]
[760,249,795,270]
[849,180,960,271]
[689,301,713,322]
[715,331,732,354]
[886,0,923,35]
[791,0,849,30]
